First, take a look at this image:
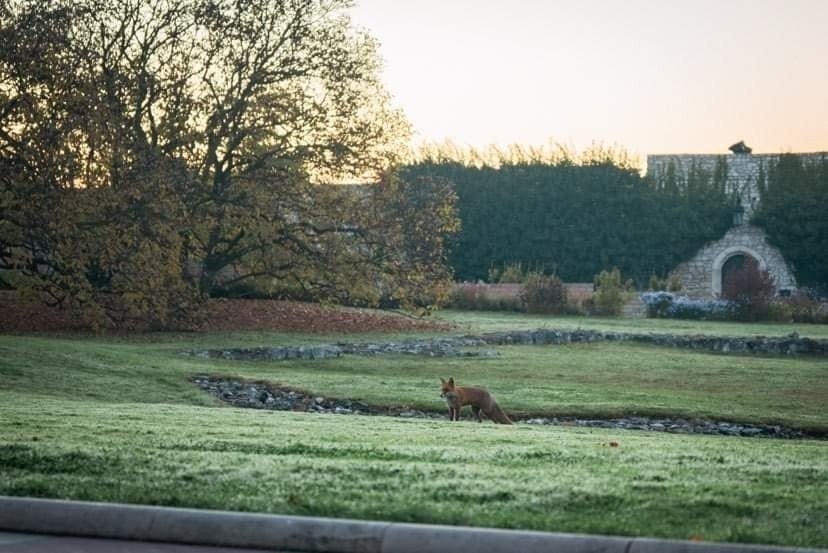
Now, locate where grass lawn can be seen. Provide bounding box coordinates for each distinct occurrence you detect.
[1,311,827,547]
[437,309,828,338]
[2,333,826,431]
[1,399,826,548]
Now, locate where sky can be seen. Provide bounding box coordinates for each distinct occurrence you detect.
[349,0,828,159]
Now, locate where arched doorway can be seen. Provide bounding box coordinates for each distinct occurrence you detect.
[721,254,758,297]
[711,246,768,297]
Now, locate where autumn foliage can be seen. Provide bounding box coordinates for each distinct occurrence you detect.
[0,0,457,328]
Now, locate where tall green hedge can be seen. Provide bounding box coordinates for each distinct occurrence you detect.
[754,154,828,292]
[401,162,737,285]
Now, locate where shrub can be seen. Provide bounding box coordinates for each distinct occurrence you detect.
[487,262,531,284]
[648,273,682,292]
[448,283,522,312]
[520,272,567,314]
[766,300,794,323]
[563,297,589,316]
[640,291,675,318]
[721,258,776,322]
[447,283,484,310]
[769,293,828,324]
[592,268,633,316]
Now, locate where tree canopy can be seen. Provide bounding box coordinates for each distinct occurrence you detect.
[0,0,455,327]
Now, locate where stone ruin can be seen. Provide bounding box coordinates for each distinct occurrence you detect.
[646,144,827,298]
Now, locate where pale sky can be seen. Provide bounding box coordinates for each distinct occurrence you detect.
[350,0,828,159]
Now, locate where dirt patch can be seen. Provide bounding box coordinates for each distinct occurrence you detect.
[0,291,452,334]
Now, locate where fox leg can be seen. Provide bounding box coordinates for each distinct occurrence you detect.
[471,406,482,422]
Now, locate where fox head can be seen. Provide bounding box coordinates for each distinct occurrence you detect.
[439,377,455,398]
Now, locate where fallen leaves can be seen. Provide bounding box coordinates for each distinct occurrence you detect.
[198,299,453,333]
[0,292,453,334]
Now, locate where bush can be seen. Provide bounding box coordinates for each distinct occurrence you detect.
[448,283,522,312]
[648,273,682,292]
[563,297,589,316]
[640,291,674,318]
[769,293,828,324]
[766,300,794,323]
[520,273,567,314]
[592,268,633,316]
[721,258,776,322]
[488,262,528,284]
[666,296,735,320]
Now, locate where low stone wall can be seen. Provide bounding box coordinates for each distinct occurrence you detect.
[183,329,828,360]
[472,329,827,356]
[185,337,499,361]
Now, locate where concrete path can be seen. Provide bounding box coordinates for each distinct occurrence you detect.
[0,496,824,553]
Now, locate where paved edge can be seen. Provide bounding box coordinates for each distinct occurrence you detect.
[0,497,824,553]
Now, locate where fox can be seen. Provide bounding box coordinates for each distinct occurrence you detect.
[439,377,512,424]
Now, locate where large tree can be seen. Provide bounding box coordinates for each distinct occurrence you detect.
[0,0,451,327]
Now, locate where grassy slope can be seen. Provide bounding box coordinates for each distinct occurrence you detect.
[1,312,827,547]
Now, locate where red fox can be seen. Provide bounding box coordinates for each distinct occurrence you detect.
[439,377,512,424]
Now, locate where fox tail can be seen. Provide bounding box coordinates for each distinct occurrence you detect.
[490,402,513,425]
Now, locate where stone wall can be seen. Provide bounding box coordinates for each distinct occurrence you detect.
[184,329,828,360]
[671,225,796,298]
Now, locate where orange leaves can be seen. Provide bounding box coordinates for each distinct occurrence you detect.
[0,292,451,333]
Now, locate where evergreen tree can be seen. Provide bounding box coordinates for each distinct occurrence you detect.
[754,154,828,292]
[401,161,736,285]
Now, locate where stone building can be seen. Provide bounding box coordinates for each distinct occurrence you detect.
[645,144,825,299]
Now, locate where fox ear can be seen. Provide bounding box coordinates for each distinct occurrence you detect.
[439,377,446,384]
[448,377,454,385]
